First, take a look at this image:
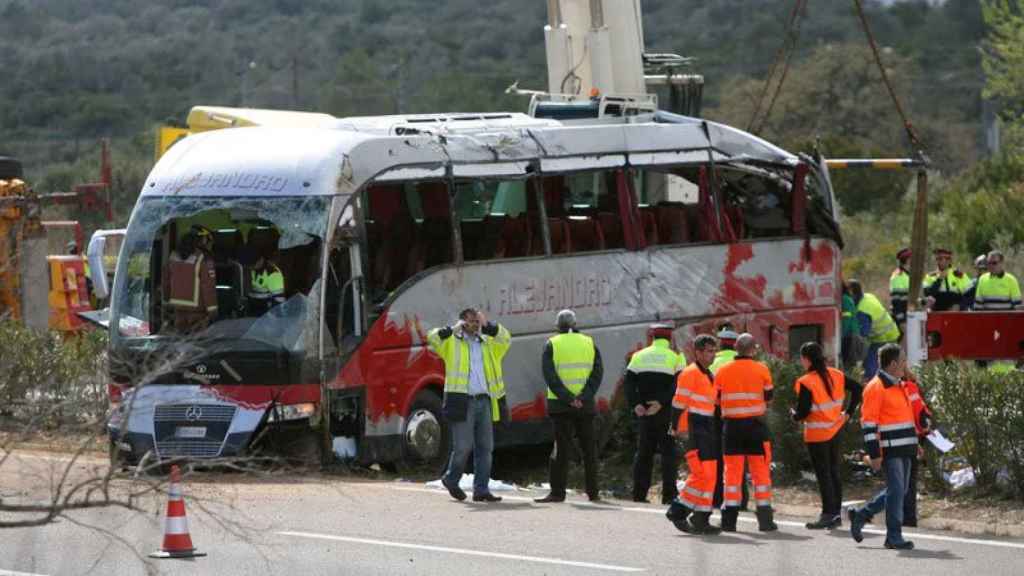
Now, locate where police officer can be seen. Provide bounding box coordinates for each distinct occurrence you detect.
[666,333,722,535]
[889,248,911,328]
[625,324,684,504]
[250,253,286,311]
[536,309,604,503]
[716,333,778,532]
[923,248,969,311]
[961,254,988,310]
[709,325,738,374]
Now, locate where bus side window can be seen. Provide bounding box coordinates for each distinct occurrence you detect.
[364,184,418,300]
[457,179,538,261]
[634,168,700,245]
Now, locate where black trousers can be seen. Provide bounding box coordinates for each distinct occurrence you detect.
[631,408,677,502]
[548,411,599,499]
[807,435,843,517]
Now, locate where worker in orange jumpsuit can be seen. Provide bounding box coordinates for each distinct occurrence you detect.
[665,333,722,535]
[714,333,778,532]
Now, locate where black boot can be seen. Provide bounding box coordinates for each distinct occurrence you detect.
[805,513,833,530]
[665,499,692,533]
[756,506,778,532]
[720,507,739,532]
[689,511,722,535]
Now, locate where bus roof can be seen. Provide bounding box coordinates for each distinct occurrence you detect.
[142,111,798,198]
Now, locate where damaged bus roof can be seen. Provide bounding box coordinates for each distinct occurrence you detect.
[142,110,798,198]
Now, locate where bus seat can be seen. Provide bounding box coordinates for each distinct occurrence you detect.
[246,226,280,259]
[655,203,691,244]
[416,217,453,270]
[213,228,243,262]
[497,215,531,258]
[567,217,605,252]
[597,212,624,249]
[546,217,571,254]
[638,207,659,246]
[469,215,506,260]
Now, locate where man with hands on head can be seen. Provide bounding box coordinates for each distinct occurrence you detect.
[427,308,511,503]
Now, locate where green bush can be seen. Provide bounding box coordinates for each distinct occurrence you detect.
[0,320,108,428]
[920,362,1024,500]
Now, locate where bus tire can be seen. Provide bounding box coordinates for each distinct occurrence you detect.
[401,389,448,473]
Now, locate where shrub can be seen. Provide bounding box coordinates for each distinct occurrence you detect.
[0,320,108,429]
[920,361,1024,500]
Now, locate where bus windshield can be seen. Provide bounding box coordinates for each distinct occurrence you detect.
[111,196,330,360]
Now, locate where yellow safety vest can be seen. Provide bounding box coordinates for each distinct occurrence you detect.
[857,293,900,344]
[427,324,511,422]
[547,332,595,398]
[626,339,685,376]
[709,349,738,375]
[975,272,1022,310]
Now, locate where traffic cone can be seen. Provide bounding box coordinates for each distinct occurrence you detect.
[150,464,206,558]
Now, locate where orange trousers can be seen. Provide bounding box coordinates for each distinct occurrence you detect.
[723,441,772,508]
[679,449,717,512]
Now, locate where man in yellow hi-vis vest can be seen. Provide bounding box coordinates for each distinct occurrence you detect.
[427,308,511,503]
[535,309,604,503]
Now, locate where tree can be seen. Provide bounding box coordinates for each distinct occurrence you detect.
[982,0,1024,147]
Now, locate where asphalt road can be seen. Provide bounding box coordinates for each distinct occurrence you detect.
[2,452,1023,576]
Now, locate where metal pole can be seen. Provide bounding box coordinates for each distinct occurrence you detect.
[908,170,928,310]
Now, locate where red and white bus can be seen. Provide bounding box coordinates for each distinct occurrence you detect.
[102,107,842,467]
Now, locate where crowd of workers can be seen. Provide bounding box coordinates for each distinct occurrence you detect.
[427,307,937,551]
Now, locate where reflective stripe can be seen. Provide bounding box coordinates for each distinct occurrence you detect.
[555,362,593,371]
[164,515,190,535]
[690,504,712,512]
[722,405,765,417]
[810,399,843,412]
[805,420,841,429]
[724,499,741,506]
[863,433,878,441]
[688,407,715,416]
[878,422,915,432]
[724,486,740,493]
[755,485,770,493]
[683,486,713,499]
[862,421,878,429]
[907,393,921,402]
[881,437,919,448]
[756,498,772,506]
[672,399,686,409]
[687,392,713,404]
[721,392,762,401]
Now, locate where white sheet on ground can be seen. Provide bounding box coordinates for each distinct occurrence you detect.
[426,474,521,492]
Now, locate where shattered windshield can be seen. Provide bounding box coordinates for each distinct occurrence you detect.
[111,196,329,356]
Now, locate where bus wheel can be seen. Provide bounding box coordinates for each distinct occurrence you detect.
[402,390,448,472]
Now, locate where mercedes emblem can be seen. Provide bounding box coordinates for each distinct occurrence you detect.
[185,406,203,422]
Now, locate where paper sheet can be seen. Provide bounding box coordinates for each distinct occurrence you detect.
[927,430,955,453]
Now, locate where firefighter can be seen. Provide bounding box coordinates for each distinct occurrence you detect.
[791,342,862,529]
[163,226,218,333]
[923,248,969,311]
[665,333,722,535]
[974,250,1023,311]
[715,333,778,532]
[535,309,604,503]
[900,369,933,528]
[625,324,685,504]
[427,308,512,503]
[848,344,917,550]
[889,248,911,328]
[848,279,900,381]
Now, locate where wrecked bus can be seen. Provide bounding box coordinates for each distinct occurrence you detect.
[104,108,842,468]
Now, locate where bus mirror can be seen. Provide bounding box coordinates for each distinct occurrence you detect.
[87,234,110,300]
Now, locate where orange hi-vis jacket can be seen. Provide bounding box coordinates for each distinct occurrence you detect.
[793,368,846,443]
[672,363,718,434]
[861,372,917,460]
[716,358,773,419]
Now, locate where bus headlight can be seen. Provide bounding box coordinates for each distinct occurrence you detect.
[267,402,317,423]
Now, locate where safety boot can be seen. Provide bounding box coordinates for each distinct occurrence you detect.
[720,507,739,532]
[756,506,778,532]
[689,512,722,535]
[665,499,692,533]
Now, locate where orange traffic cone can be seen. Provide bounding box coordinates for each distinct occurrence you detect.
[150,464,206,558]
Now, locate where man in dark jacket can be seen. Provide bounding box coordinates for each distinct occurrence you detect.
[625,324,684,504]
[535,309,604,503]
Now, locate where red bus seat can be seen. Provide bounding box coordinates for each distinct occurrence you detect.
[597,212,624,249]
[567,217,605,252]
[638,207,659,246]
[654,203,691,244]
